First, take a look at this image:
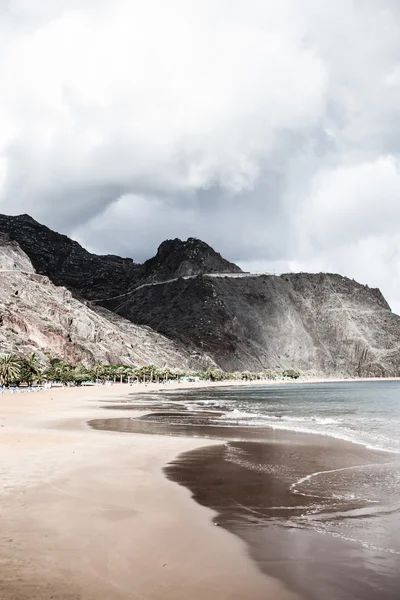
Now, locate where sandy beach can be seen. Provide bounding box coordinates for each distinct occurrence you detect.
[88,379,400,600]
[0,381,299,600]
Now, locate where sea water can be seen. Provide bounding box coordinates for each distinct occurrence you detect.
[163,381,400,599]
[92,381,400,599]
[169,380,400,454]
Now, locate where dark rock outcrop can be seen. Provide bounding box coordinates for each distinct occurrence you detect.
[0,214,141,301]
[0,215,240,301]
[140,237,242,283]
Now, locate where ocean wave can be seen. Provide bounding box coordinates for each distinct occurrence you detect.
[220,410,339,425]
[167,384,400,454]
[211,411,400,454]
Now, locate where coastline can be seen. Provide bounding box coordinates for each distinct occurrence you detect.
[4,372,400,401]
[87,380,400,599]
[0,383,298,600]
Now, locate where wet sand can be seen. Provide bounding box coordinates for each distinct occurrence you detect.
[166,441,400,600]
[0,383,297,600]
[90,400,400,600]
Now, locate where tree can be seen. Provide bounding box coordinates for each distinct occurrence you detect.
[72,364,91,385]
[283,369,300,379]
[18,352,40,386]
[116,366,127,383]
[43,358,72,383]
[0,354,21,386]
[204,367,225,381]
[91,360,104,382]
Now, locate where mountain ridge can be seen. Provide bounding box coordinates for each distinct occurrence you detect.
[0,214,241,300]
[1,213,400,376]
[0,227,213,368]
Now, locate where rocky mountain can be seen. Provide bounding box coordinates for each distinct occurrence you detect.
[0,231,210,368]
[0,214,240,301]
[0,214,141,302]
[112,271,400,377]
[140,237,242,283]
[1,213,400,376]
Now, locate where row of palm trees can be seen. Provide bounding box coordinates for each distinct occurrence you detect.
[0,353,40,386]
[0,353,301,387]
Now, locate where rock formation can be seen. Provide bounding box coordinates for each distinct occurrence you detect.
[117,271,399,376]
[1,213,400,376]
[0,214,141,302]
[140,237,242,283]
[0,214,239,301]
[0,230,210,368]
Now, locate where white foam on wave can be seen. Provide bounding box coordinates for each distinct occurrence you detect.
[311,525,400,556]
[220,411,339,425]
[165,390,400,455]
[227,409,262,419]
[217,410,400,455]
[290,464,371,496]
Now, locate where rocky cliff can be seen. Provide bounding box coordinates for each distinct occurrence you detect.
[0,214,240,301]
[140,237,242,283]
[0,231,210,368]
[0,214,141,302]
[1,213,400,376]
[110,271,400,376]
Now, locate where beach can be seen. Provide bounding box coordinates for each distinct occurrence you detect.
[0,382,298,600]
[90,380,400,599]
[2,379,400,600]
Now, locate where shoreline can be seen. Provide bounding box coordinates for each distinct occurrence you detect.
[1,378,399,599]
[3,371,400,399]
[89,377,400,456]
[88,381,400,600]
[0,383,298,600]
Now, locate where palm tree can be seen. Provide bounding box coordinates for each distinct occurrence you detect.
[0,354,21,386]
[91,360,104,382]
[72,364,91,385]
[116,366,127,384]
[124,367,136,384]
[41,358,74,384]
[24,352,40,385]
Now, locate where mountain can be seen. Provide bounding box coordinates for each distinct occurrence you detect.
[0,214,140,302]
[0,231,210,368]
[1,213,400,376]
[140,237,242,283]
[111,271,400,377]
[0,215,240,299]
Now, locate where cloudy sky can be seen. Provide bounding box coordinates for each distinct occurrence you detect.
[2,1,400,311]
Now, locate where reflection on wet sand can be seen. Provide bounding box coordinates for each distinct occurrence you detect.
[89,404,400,600]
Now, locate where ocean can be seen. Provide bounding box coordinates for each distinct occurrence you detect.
[91,381,400,599]
[167,380,400,453]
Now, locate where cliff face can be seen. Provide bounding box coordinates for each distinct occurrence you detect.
[111,272,400,377]
[0,232,209,368]
[1,213,400,376]
[0,214,141,301]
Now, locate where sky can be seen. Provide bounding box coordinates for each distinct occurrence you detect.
[2,1,400,312]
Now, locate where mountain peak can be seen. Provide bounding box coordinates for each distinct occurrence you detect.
[16,213,38,223]
[142,237,242,282]
[156,237,215,258]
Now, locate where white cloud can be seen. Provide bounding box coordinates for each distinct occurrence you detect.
[0,0,326,218]
[304,156,400,247]
[1,1,400,310]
